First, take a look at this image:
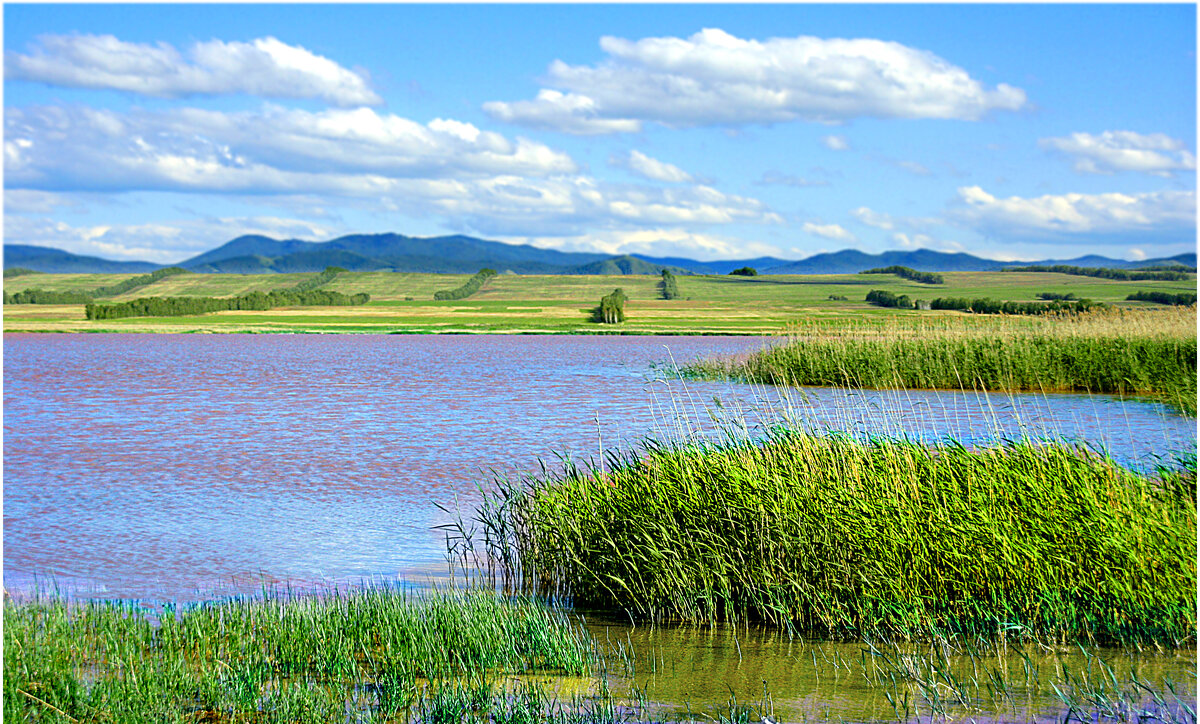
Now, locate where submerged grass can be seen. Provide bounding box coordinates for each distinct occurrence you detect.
[683,308,1198,414]
[455,430,1196,645]
[3,586,597,723]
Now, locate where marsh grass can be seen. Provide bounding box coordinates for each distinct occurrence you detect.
[3,586,598,722]
[452,428,1196,645]
[683,308,1198,414]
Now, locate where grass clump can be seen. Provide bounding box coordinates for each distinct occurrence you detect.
[461,431,1196,644]
[4,586,594,722]
[686,309,1197,414]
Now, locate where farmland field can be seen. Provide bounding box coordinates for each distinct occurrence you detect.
[4,269,1196,334]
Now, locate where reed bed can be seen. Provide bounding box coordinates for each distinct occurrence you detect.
[456,430,1196,645]
[684,308,1197,414]
[3,586,598,722]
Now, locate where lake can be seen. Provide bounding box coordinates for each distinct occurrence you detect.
[4,332,1194,601]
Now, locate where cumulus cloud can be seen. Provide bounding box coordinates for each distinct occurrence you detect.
[1039,131,1197,177]
[485,28,1026,133]
[613,150,695,183]
[5,103,780,242]
[802,222,856,241]
[6,34,381,106]
[953,185,1196,240]
[5,104,577,192]
[822,135,850,151]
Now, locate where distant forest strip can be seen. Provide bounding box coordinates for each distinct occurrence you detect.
[1127,291,1198,306]
[1003,265,1192,282]
[283,266,345,294]
[931,297,1107,315]
[3,267,38,278]
[433,268,497,301]
[91,266,189,298]
[659,269,680,300]
[85,289,370,320]
[865,289,915,309]
[4,289,94,305]
[861,265,945,284]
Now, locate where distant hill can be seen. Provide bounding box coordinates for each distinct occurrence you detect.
[566,255,693,276]
[3,244,161,274]
[5,235,1195,276]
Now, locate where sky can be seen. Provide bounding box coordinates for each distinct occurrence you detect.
[4,4,1197,264]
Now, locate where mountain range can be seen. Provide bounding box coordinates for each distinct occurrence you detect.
[5,233,1196,276]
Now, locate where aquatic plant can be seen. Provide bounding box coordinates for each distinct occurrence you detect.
[456,430,1196,644]
[684,309,1197,414]
[3,586,593,722]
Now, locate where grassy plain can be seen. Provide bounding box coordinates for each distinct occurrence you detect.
[3,269,1196,334]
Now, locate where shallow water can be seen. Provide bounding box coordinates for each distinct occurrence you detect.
[585,618,1196,723]
[4,333,1194,601]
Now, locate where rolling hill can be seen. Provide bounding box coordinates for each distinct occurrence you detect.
[5,234,1195,276]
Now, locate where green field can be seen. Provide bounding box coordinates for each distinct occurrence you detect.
[4,270,1196,334]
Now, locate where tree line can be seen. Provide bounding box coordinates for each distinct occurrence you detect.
[865,289,915,308]
[1126,291,1197,306]
[434,268,497,300]
[288,266,346,293]
[593,288,628,323]
[659,269,679,300]
[4,268,38,278]
[861,265,945,284]
[4,289,94,304]
[85,289,370,320]
[1004,265,1191,282]
[91,266,189,297]
[929,297,1107,315]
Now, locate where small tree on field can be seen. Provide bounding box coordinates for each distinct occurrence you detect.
[729,267,758,276]
[660,269,680,300]
[592,288,628,324]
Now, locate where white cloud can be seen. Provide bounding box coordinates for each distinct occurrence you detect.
[891,232,964,252]
[953,185,1196,240]
[483,90,643,135]
[6,34,381,106]
[615,150,695,183]
[525,228,784,261]
[1040,131,1197,177]
[4,214,338,263]
[822,135,850,151]
[850,206,895,230]
[5,104,577,192]
[1128,247,1148,261]
[485,28,1027,133]
[802,222,856,241]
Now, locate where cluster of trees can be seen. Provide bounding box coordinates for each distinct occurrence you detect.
[729,267,758,276]
[4,268,37,278]
[1005,265,1191,282]
[288,266,345,293]
[4,289,94,304]
[659,269,680,300]
[1126,291,1197,306]
[593,288,628,324]
[865,289,915,309]
[92,266,188,298]
[930,297,1106,315]
[434,268,497,300]
[861,265,945,284]
[1037,292,1078,301]
[85,289,370,320]
[827,294,848,301]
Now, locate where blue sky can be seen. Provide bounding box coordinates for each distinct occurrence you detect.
[4,4,1196,264]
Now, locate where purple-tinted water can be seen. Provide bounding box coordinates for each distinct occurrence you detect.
[4,333,1195,601]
